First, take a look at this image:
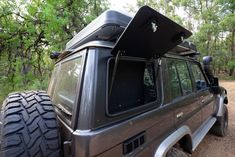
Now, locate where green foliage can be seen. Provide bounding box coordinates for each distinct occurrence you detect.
[228,60,235,69]
[0,0,108,102]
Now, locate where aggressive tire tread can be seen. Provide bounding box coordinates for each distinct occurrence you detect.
[1,91,61,157]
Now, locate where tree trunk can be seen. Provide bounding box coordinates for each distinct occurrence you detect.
[229,69,234,76]
[231,28,235,57]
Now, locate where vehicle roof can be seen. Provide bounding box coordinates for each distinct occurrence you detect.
[57,40,200,63]
[56,41,114,62]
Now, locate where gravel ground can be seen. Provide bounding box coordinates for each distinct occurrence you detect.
[192,81,235,157]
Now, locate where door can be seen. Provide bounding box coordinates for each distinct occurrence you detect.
[163,59,202,133]
[190,62,216,123]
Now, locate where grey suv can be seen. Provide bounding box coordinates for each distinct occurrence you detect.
[0,6,228,157]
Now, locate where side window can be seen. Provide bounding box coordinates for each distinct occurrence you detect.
[108,59,157,115]
[175,61,193,95]
[52,57,83,112]
[191,63,207,90]
[164,59,193,102]
[165,60,182,100]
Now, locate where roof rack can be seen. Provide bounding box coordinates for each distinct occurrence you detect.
[169,41,200,57]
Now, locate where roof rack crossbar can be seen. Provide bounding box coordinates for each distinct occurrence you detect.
[170,41,199,57]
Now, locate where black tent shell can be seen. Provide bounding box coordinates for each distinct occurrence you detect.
[65,6,195,58]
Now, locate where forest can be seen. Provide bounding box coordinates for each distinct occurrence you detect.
[0,0,234,102]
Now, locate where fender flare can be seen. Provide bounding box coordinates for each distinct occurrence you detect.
[216,89,228,117]
[154,126,192,157]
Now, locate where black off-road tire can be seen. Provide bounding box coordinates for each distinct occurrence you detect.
[210,106,228,137]
[166,147,188,157]
[0,91,61,157]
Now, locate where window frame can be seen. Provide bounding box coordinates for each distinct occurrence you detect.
[163,58,195,103]
[50,49,87,127]
[105,56,161,117]
[164,59,183,100]
[188,61,209,92]
[175,60,194,96]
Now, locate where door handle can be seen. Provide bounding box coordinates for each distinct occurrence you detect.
[176,112,184,119]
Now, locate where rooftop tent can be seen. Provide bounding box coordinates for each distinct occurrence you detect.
[66,10,132,50]
[111,6,192,58]
[65,5,192,59]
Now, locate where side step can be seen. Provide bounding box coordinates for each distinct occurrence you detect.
[192,117,216,151]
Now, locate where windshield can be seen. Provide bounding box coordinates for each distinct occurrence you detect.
[48,54,84,114]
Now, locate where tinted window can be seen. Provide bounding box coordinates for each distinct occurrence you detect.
[51,57,83,112]
[165,59,193,102]
[108,59,157,115]
[165,60,182,100]
[175,61,193,95]
[191,63,207,90]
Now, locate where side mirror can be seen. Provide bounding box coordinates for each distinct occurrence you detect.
[50,51,61,60]
[203,56,215,85]
[203,56,212,64]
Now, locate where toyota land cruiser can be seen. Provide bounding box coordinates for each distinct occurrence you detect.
[0,6,228,157]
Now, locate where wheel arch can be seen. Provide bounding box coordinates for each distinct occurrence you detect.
[178,134,193,153]
[154,126,193,157]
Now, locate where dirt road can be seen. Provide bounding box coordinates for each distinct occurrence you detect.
[192,81,235,157]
